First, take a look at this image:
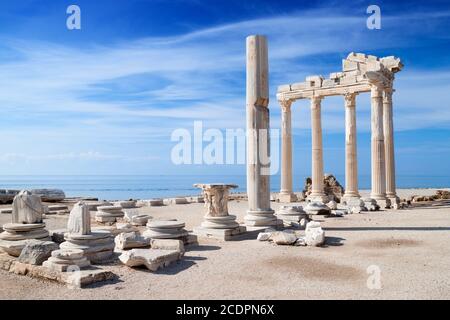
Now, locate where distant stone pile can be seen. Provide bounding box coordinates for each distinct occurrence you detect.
[411,190,450,202]
[303,174,345,202]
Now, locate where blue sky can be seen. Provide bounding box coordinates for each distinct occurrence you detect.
[0,0,449,180]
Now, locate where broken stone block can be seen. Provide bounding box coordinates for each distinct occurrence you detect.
[331,210,346,217]
[257,232,272,241]
[150,239,184,256]
[119,249,181,272]
[305,75,324,88]
[305,222,325,247]
[304,202,331,215]
[114,232,150,250]
[49,229,68,244]
[270,232,297,245]
[18,240,59,265]
[326,201,338,210]
[294,237,307,246]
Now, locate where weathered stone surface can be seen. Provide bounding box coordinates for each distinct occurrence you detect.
[18,240,59,265]
[61,231,115,264]
[148,199,164,206]
[362,198,380,211]
[257,232,271,241]
[270,232,297,245]
[12,190,45,224]
[144,220,189,240]
[150,239,184,256]
[119,249,181,271]
[30,189,65,202]
[114,200,137,209]
[163,198,189,205]
[305,222,325,247]
[277,205,309,228]
[67,202,91,235]
[326,201,338,210]
[0,223,50,241]
[331,210,346,217]
[0,239,29,256]
[95,205,124,223]
[294,237,307,246]
[114,232,150,250]
[303,174,345,202]
[304,202,331,215]
[1,253,113,288]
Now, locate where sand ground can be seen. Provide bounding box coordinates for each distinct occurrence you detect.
[0,188,449,300]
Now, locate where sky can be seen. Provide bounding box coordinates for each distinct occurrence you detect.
[0,0,449,180]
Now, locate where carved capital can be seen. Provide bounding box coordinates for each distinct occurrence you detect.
[344,93,357,108]
[310,95,323,109]
[279,99,293,113]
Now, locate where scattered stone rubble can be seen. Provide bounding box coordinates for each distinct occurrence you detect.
[257,221,326,247]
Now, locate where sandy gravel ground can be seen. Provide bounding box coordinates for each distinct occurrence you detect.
[0,188,449,300]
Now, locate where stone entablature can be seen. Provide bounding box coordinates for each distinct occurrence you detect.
[277,53,403,100]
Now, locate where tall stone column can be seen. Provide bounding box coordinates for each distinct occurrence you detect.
[245,35,278,227]
[342,93,360,204]
[279,99,296,203]
[308,96,328,203]
[370,84,390,208]
[383,87,399,207]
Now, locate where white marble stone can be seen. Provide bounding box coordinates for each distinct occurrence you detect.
[119,248,181,271]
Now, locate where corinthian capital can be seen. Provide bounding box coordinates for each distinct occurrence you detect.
[279,99,293,113]
[344,93,357,108]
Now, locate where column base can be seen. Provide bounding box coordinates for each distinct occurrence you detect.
[387,196,400,210]
[278,192,298,203]
[370,194,391,209]
[307,194,329,204]
[193,225,247,241]
[244,209,281,227]
[341,194,361,205]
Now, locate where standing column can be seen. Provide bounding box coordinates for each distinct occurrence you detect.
[245,35,278,227]
[279,99,296,203]
[383,87,399,207]
[370,84,389,208]
[308,95,327,203]
[342,93,360,203]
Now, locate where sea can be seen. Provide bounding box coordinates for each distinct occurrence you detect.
[0,175,448,201]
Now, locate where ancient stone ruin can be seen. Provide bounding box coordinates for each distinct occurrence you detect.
[275,52,403,209]
[0,190,50,256]
[193,183,246,240]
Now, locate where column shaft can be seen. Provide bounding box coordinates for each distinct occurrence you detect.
[279,100,296,202]
[383,88,397,199]
[309,96,326,200]
[245,35,277,227]
[370,85,387,200]
[343,93,360,201]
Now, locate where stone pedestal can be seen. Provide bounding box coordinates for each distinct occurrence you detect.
[95,205,124,223]
[0,191,50,257]
[0,223,50,257]
[60,231,115,264]
[277,206,309,228]
[193,183,246,241]
[43,249,91,272]
[144,220,191,243]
